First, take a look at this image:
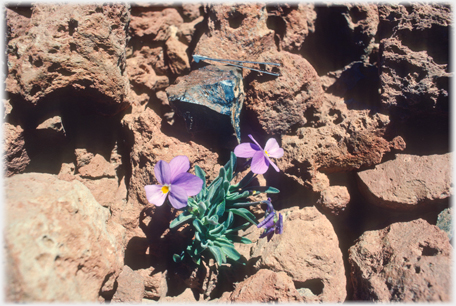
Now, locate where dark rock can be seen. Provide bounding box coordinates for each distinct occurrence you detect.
[436,208,453,241]
[166,65,245,142]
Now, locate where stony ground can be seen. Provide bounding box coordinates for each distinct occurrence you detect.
[3,3,452,303]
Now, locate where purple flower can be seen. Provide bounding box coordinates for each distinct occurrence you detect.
[144,155,203,209]
[234,134,284,174]
[257,198,284,241]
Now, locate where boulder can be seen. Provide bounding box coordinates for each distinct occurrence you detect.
[111,265,145,303]
[4,173,123,302]
[251,206,346,302]
[348,219,452,301]
[357,153,452,210]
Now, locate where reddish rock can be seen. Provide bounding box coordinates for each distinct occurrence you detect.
[129,7,183,40]
[219,269,303,302]
[278,94,405,187]
[165,27,191,76]
[252,206,346,302]
[245,50,323,135]
[348,219,452,301]
[317,185,350,215]
[137,267,168,300]
[77,153,116,179]
[4,173,123,302]
[194,4,276,75]
[3,122,30,176]
[5,4,131,113]
[267,4,317,51]
[379,37,450,114]
[357,153,452,210]
[182,3,202,21]
[111,265,145,303]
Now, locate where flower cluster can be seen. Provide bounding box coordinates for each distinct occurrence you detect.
[144,135,284,265]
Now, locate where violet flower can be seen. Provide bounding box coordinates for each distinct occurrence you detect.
[234,134,284,174]
[144,155,203,209]
[257,198,284,242]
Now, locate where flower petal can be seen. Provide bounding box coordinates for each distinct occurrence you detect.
[264,138,284,158]
[267,158,280,172]
[169,155,190,181]
[275,213,284,234]
[168,184,188,209]
[154,160,171,185]
[234,143,261,158]
[259,227,275,240]
[257,211,275,229]
[172,172,203,196]
[144,185,167,206]
[248,134,263,151]
[250,151,269,174]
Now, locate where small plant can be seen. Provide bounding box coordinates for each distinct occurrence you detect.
[145,135,284,266]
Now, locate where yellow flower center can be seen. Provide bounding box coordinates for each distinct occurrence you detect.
[161,185,170,194]
[265,150,270,156]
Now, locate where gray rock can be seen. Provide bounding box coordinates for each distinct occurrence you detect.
[436,208,453,241]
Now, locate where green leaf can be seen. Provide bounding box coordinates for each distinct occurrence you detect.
[220,244,241,261]
[170,212,194,229]
[230,170,255,190]
[216,199,226,217]
[207,177,222,202]
[243,186,280,194]
[208,223,225,237]
[228,208,258,225]
[194,165,206,189]
[226,190,250,201]
[223,211,234,229]
[208,245,224,265]
[226,235,252,244]
[193,218,205,234]
[224,221,251,234]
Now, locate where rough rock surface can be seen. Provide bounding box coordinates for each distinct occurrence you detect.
[111,265,145,303]
[348,219,452,302]
[251,206,346,302]
[6,4,131,113]
[379,37,450,115]
[4,173,123,302]
[436,208,453,241]
[317,185,350,215]
[3,121,30,176]
[219,269,303,302]
[277,94,406,186]
[357,153,452,210]
[245,50,323,135]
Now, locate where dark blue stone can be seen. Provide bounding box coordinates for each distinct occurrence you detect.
[165,65,244,143]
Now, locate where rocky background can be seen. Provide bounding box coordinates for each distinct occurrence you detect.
[3,2,452,303]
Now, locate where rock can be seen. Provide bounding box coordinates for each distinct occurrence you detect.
[6,4,131,113]
[129,7,183,40]
[245,50,323,135]
[219,269,303,302]
[4,173,123,302]
[251,206,346,302]
[194,4,276,74]
[182,3,202,21]
[58,162,76,181]
[111,265,145,303]
[267,4,317,52]
[77,153,116,179]
[166,65,244,142]
[317,185,350,215]
[3,122,30,176]
[165,26,190,76]
[36,115,65,134]
[379,37,450,115]
[277,94,405,187]
[160,288,199,303]
[178,16,204,44]
[357,153,452,210]
[137,267,168,300]
[436,208,453,241]
[348,219,452,302]
[78,177,121,208]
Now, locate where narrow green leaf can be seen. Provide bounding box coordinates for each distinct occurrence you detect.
[226,190,250,201]
[243,186,280,194]
[193,218,205,234]
[216,199,226,217]
[226,235,252,244]
[224,222,251,234]
[220,244,241,261]
[231,170,255,189]
[223,211,234,229]
[228,208,258,225]
[208,223,225,237]
[194,165,206,189]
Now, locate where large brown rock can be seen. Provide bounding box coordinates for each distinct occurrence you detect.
[219,269,303,302]
[251,206,346,302]
[357,153,452,210]
[245,50,323,135]
[111,265,145,303]
[5,4,131,113]
[278,94,406,186]
[4,173,124,302]
[348,219,452,301]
